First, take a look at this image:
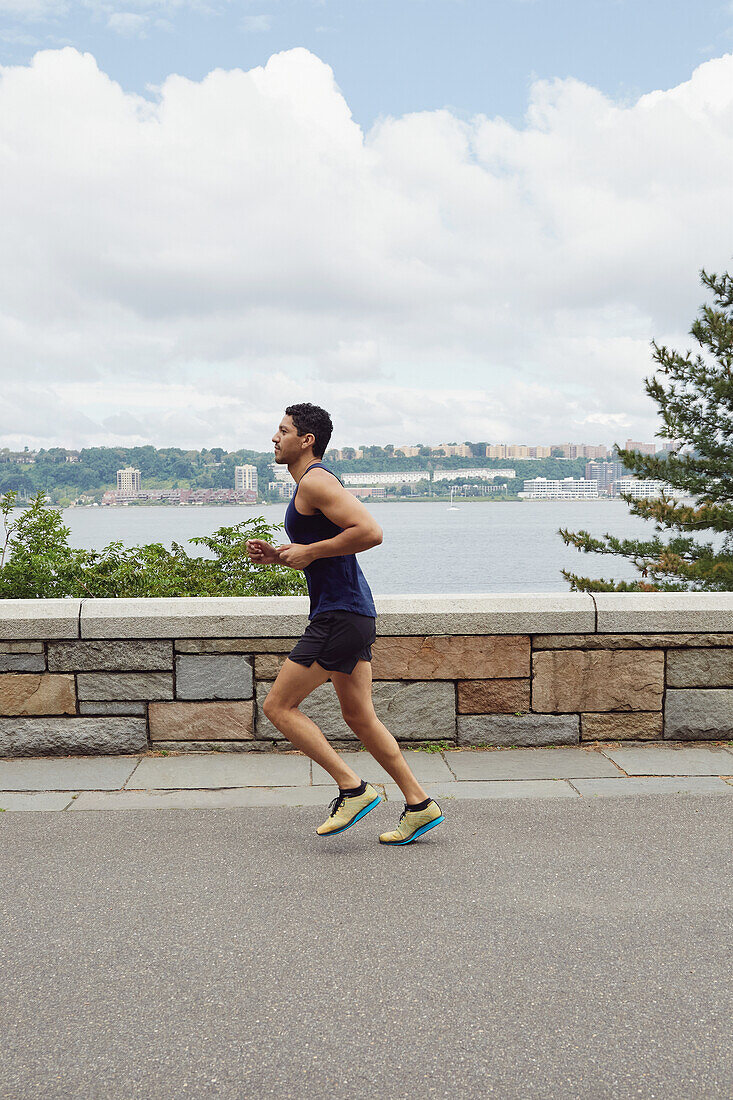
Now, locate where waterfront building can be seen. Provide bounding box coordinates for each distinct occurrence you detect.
[268,481,296,500]
[519,477,599,500]
[432,468,516,482]
[342,471,428,486]
[116,467,141,491]
[102,487,256,505]
[235,464,258,493]
[612,478,687,500]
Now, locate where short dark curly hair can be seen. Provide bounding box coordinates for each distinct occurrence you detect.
[285,403,333,459]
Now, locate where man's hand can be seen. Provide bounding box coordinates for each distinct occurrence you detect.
[274,543,314,570]
[246,539,282,565]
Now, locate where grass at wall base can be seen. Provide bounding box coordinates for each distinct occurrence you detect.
[560,268,733,592]
[0,491,306,599]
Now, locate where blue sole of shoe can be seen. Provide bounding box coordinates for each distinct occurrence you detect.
[380,815,445,845]
[317,794,382,837]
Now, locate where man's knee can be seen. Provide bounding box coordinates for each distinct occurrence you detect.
[263,692,284,721]
[340,704,377,729]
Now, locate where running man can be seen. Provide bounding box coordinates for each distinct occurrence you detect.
[246,402,444,845]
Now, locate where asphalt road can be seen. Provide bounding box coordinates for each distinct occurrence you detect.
[1,795,731,1100]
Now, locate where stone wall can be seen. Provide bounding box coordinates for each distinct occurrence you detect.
[1,593,732,756]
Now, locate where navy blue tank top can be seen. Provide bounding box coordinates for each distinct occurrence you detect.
[284,463,377,621]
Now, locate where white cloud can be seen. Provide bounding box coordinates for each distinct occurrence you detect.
[0,46,731,452]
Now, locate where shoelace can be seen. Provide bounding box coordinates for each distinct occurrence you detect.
[327,794,346,818]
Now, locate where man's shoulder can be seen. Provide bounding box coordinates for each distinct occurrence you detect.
[301,466,343,492]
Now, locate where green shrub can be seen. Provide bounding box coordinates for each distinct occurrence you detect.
[0,490,306,599]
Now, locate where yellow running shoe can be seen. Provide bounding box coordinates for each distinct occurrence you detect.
[379,799,444,845]
[316,782,382,837]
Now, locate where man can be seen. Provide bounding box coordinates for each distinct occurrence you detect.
[246,402,444,845]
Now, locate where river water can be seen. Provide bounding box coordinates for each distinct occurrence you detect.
[24,499,704,594]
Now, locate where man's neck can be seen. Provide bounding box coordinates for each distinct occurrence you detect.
[289,454,322,483]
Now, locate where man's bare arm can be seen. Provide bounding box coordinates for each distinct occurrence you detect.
[291,472,382,560]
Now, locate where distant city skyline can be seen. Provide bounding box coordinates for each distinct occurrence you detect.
[1,4,731,452]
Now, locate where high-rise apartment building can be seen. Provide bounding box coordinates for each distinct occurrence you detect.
[117,467,141,491]
[235,465,258,493]
[436,444,472,457]
[585,461,628,489]
[624,440,657,456]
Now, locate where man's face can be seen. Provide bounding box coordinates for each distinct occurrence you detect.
[272,414,311,463]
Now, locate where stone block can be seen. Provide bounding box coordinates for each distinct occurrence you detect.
[129,752,309,788]
[580,712,663,741]
[533,633,733,649]
[382,779,577,801]
[0,717,147,757]
[372,594,595,635]
[602,742,733,775]
[0,792,76,811]
[81,597,311,639]
[0,674,76,716]
[594,591,733,633]
[666,649,733,688]
[149,700,254,741]
[0,642,44,653]
[175,655,253,700]
[71,787,328,810]
[151,740,274,753]
[445,745,609,779]
[79,701,147,716]
[572,777,733,798]
[254,653,288,680]
[0,755,139,790]
[0,600,81,640]
[457,679,530,714]
[48,640,173,672]
[255,679,455,742]
[371,635,529,680]
[456,713,579,747]
[532,650,664,713]
[0,654,46,673]
[176,638,298,653]
[77,672,173,701]
[664,689,733,740]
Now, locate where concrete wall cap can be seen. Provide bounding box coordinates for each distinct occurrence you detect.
[594,592,733,634]
[0,599,81,640]
[78,593,595,638]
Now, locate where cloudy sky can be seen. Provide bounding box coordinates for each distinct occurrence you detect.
[1,1,732,454]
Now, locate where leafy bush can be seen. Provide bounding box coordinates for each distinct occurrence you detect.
[0,491,306,598]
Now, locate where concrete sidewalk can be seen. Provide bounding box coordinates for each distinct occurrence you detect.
[1,740,731,811]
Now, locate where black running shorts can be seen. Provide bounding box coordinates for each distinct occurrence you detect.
[288,610,377,675]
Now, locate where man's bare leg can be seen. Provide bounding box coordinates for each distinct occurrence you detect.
[262,658,362,789]
[330,661,428,804]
